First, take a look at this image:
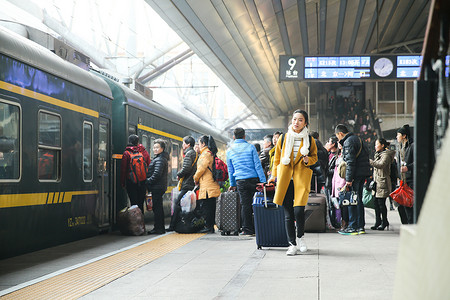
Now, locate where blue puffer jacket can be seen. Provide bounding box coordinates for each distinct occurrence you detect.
[226,139,266,187]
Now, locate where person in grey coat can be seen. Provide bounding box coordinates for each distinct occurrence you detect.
[369,138,395,230]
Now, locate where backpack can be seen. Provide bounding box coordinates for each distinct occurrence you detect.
[390,159,398,188]
[209,156,229,182]
[128,150,148,184]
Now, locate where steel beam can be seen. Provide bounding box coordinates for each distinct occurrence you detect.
[334,0,347,54]
[297,0,309,55]
[348,0,366,53]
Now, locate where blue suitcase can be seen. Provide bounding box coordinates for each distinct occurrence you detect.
[253,191,289,249]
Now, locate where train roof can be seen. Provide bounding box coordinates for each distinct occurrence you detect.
[0,26,112,99]
[106,78,229,144]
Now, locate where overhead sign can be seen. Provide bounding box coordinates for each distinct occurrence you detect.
[279,55,450,81]
[279,55,302,81]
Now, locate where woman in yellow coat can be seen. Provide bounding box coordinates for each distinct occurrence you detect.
[268,110,318,256]
[193,135,221,233]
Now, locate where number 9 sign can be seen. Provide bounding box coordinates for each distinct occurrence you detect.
[288,58,297,71]
[279,55,301,81]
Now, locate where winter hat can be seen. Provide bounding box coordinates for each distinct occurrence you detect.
[397,124,410,137]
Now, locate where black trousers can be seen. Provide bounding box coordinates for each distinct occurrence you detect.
[373,197,389,226]
[398,205,414,224]
[126,179,147,213]
[198,197,217,229]
[236,178,258,234]
[151,190,165,230]
[169,189,188,229]
[283,181,305,245]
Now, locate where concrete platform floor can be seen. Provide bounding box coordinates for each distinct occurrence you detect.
[0,208,402,299]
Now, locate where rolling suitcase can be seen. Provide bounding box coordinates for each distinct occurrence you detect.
[253,187,289,249]
[305,178,327,233]
[216,191,240,235]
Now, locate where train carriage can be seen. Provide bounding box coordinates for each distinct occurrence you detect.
[0,26,229,259]
[0,27,114,258]
[101,76,228,221]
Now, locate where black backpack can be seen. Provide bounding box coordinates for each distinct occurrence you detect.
[390,159,398,188]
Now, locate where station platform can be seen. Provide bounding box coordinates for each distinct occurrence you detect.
[0,208,400,299]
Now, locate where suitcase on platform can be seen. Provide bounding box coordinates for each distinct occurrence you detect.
[216,191,240,235]
[253,189,289,249]
[304,191,327,233]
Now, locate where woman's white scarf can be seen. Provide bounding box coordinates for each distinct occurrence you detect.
[281,125,310,165]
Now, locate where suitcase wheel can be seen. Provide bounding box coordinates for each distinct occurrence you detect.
[221,231,226,236]
[232,231,239,236]
[257,245,262,250]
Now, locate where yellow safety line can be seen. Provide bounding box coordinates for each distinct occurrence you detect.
[0,81,99,118]
[1,233,205,300]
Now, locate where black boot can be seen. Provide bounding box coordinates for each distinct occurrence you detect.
[378,198,389,230]
[371,199,381,230]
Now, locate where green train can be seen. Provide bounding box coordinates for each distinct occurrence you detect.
[0,26,228,259]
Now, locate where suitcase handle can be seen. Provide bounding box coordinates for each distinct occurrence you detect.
[263,184,278,209]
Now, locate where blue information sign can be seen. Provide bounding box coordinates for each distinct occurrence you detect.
[397,56,422,67]
[397,67,421,78]
[280,55,449,81]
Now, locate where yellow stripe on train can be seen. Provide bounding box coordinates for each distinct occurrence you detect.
[0,190,98,208]
[0,81,99,118]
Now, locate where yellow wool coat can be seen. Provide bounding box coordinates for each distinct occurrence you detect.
[193,147,221,200]
[272,134,318,207]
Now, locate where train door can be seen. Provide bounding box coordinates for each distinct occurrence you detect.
[97,117,111,228]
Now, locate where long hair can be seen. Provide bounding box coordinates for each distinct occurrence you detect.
[292,109,309,127]
[199,135,218,156]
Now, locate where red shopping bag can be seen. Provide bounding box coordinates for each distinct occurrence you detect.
[389,180,414,207]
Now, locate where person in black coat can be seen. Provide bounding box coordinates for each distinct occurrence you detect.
[396,124,414,224]
[335,124,371,235]
[259,134,273,179]
[146,139,169,234]
[168,136,198,231]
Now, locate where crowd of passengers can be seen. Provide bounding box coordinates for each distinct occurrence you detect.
[120,109,414,255]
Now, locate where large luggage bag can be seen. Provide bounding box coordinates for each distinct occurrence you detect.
[304,192,327,233]
[253,190,289,249]
[117,205,145,236]
[216,191,240,235]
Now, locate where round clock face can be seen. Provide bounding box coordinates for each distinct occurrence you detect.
[374,57,394,77]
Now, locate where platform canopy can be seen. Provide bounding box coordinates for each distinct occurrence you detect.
[0,0,430,130]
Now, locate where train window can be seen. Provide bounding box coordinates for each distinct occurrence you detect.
[83,122,93,181]
[128,125,136,136]
[0,101,20,180]
[38,111,61,181]
[171,143,179,181]
[150,137,155,156]
[142,135,149,151]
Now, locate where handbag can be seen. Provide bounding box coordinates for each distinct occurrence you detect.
[362,188,375,209]
[389,180,414,207]
[338,186,358,206]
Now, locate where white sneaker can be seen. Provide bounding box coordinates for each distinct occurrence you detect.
[286,243,299,256]
[298,237,307,253]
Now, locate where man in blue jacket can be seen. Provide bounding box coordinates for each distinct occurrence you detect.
[227,127,266,236]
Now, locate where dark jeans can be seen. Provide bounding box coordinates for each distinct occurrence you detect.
[374,197,389,226]
[151,190,165,230]
[236,177,258,234]
[198,197,217,229]
[126,179,147,213]
[347,177,366,230]
[398,205,414,224]
[169,189,188,229]
[283,181,305,245]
